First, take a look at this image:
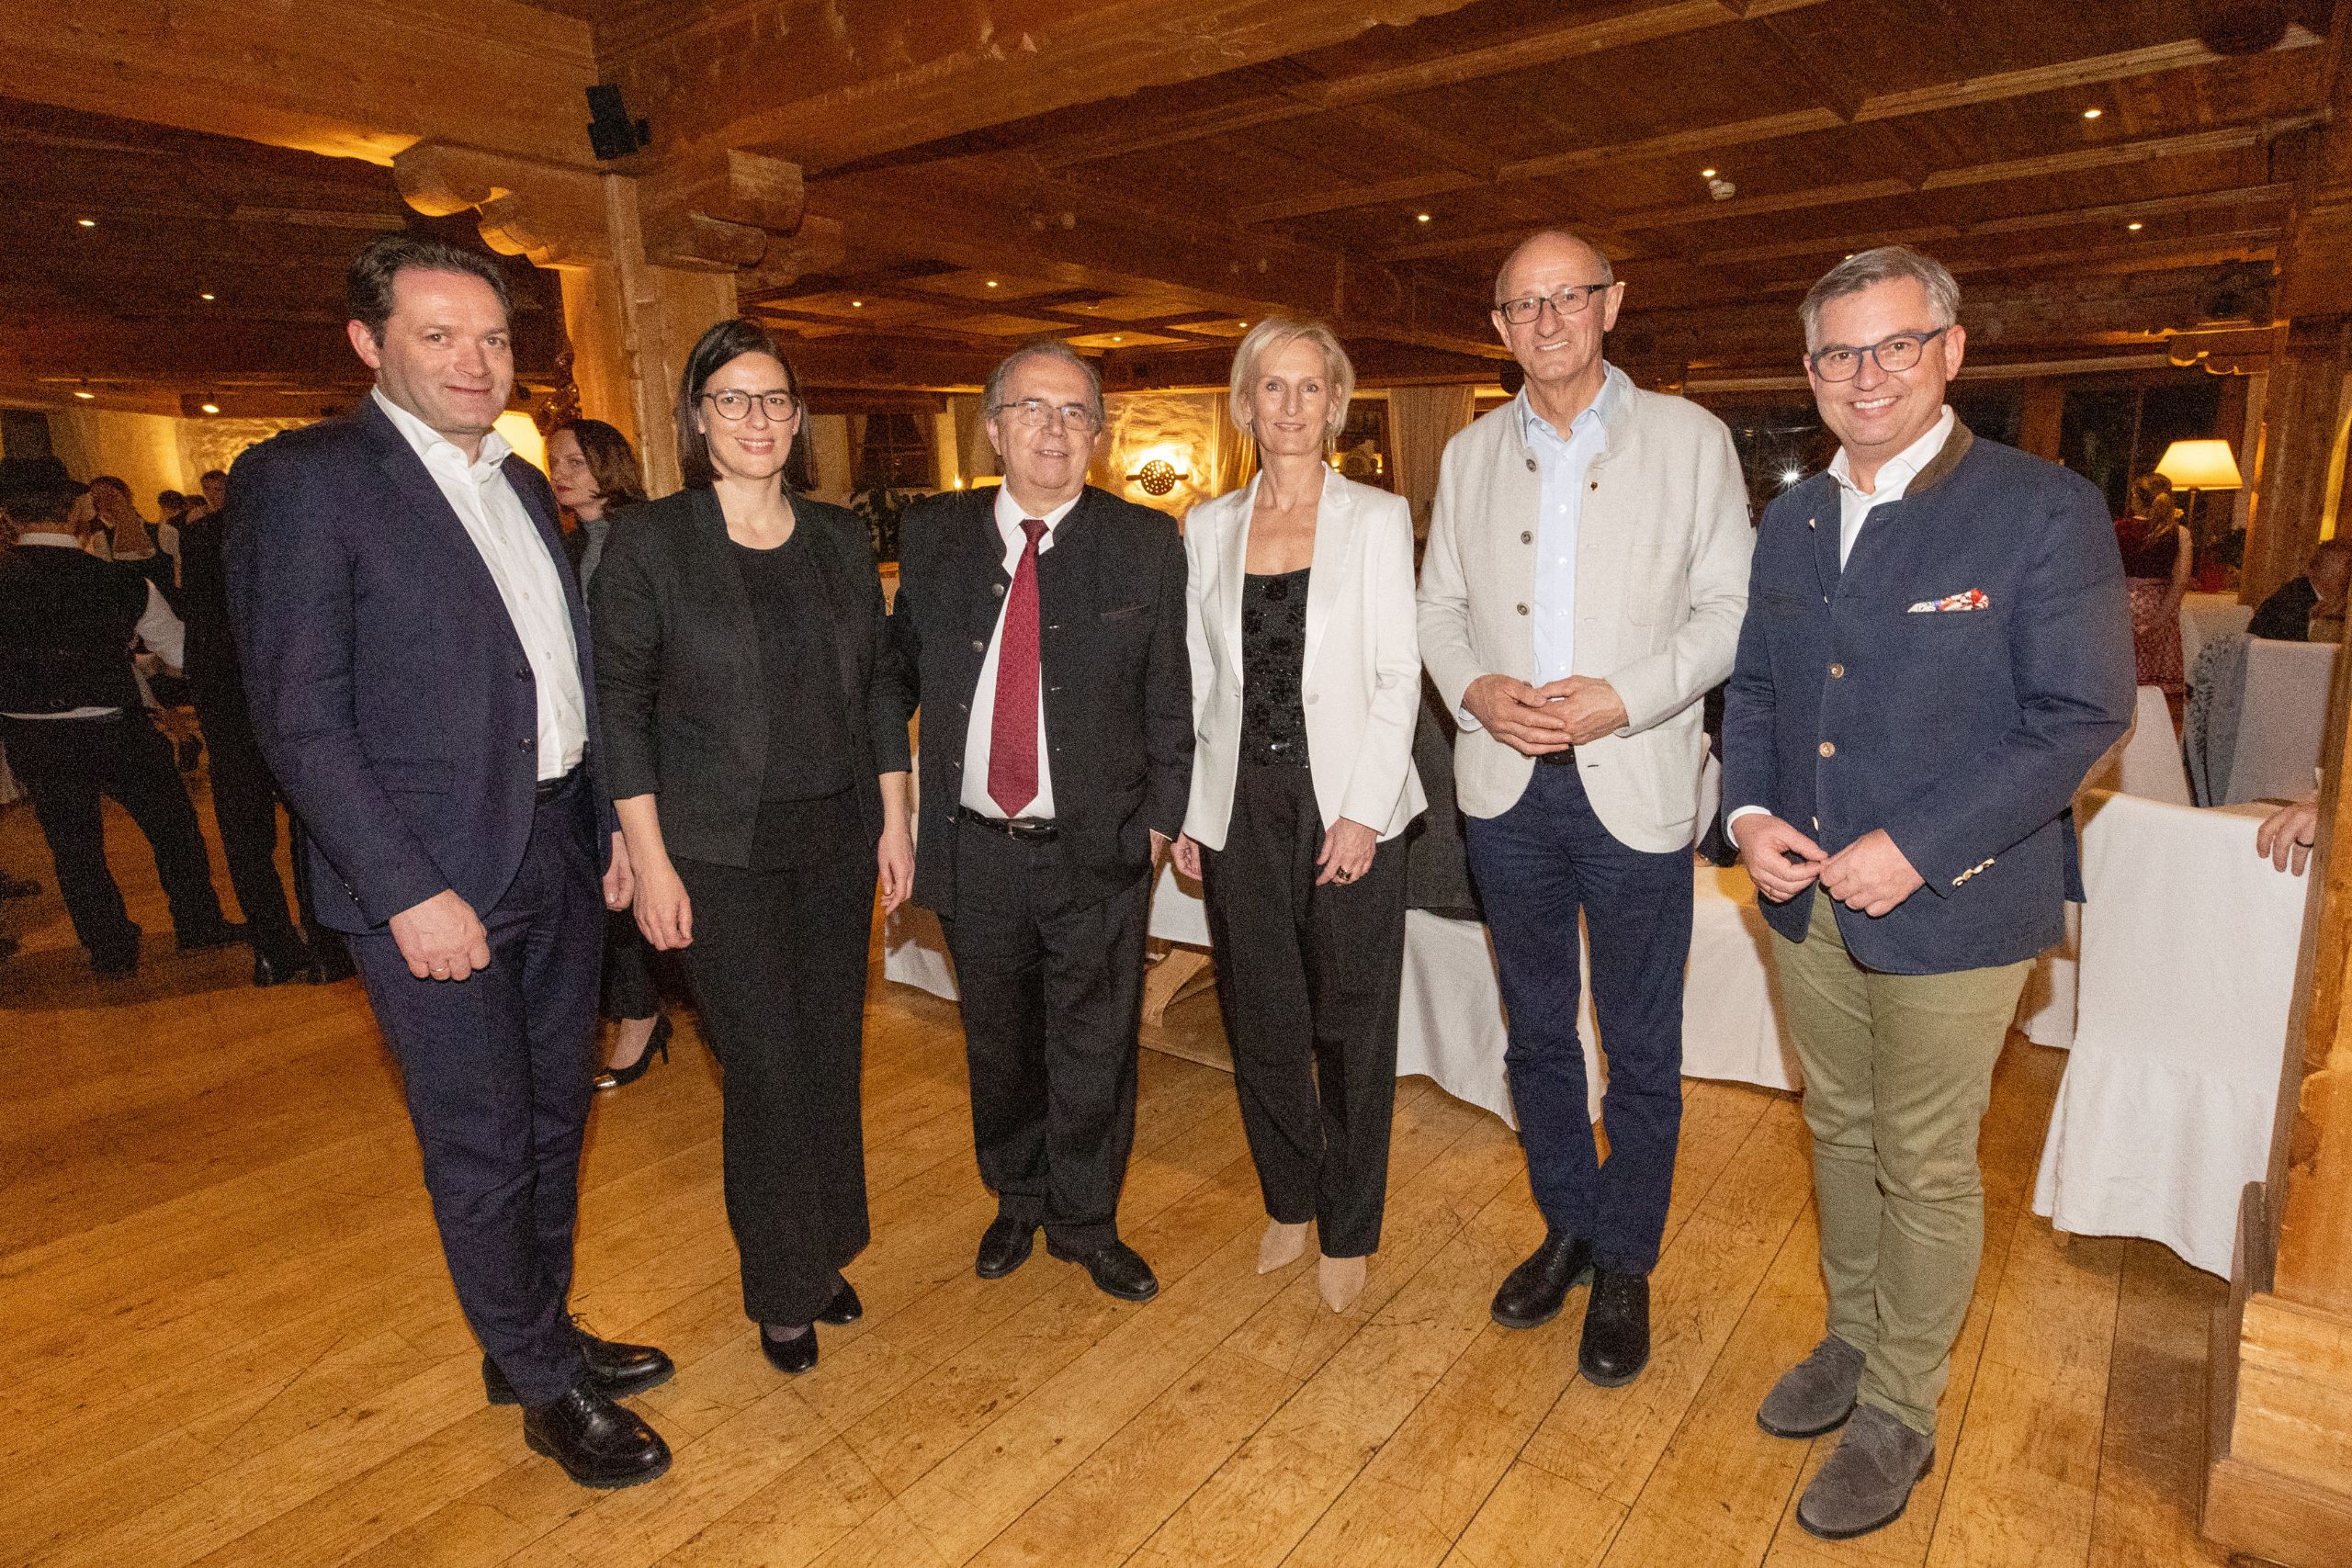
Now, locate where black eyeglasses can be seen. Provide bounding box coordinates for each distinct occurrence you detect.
[1495,283,1615,325]
[1807,328,1949,383]
[701,389,799,421]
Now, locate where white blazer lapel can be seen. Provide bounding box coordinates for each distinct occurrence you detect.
[1301,472,1354,684]
[1219,472,1259,670]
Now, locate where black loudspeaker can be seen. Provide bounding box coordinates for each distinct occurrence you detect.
[586,85,650,161]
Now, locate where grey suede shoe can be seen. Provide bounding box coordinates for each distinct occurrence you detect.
[1796,1404,1936,1540]
[1757,1334,1866,1438]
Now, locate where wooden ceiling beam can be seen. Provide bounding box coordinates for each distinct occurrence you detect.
[1254,28,2325,228]
[1032,0,1831,170]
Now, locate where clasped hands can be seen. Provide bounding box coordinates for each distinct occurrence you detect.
[1463,672,1628,753]
[1736,818,1923,918]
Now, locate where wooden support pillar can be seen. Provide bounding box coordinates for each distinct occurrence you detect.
[2018,378,2065,461]
[2206,649,2352,1565]
[2238,317,2352,605]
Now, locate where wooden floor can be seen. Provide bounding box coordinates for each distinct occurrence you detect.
[0,783,2236,1568]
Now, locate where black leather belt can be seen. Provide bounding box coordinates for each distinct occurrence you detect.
[535,766,581,802]
[1535,746,1578,768]
[956,804,1057,841]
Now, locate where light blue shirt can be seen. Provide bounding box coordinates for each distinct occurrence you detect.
[1522,364,1630,686]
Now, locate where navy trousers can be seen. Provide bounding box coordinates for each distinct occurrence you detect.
[347,773,602,1405]
[1464,761,1691,1273]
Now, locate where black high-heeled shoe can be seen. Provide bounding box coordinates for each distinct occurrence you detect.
[594,1014,672,1091]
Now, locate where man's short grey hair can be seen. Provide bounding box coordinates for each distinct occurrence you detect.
[985,341,1105,426]
[1799,246,1962,349]
[1494,229,1615,305]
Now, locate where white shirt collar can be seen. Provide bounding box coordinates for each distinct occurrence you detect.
[993,482,1081,544]
[1521,361,1629,445]
[15,532,84,549]
[1827,404,1953,502]
[372,386,513,477]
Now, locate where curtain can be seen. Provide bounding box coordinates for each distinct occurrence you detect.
[1390,385,1476,536]
[1210,397,1258,499]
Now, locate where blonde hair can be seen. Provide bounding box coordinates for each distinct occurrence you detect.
[1227,318,1355,441]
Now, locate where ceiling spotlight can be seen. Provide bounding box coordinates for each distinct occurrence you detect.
[985,279,1000,288]
[1780,468,1803,488]
[199,292,216,301]
[201,401,220,414]
[2082,107,2103,119]
[1238,321,1249,328]
[1701,167,1718,178]
[1415,212,1432,223]
[2128,220,2144,231]
[1111,335,1123,343]
[75,217,96,228]
[74,389,96,400]
[850,299,864,308]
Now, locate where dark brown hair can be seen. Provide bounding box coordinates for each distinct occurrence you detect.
[553,417,648,512]
[346,233,513,344]
[674,318,805,490]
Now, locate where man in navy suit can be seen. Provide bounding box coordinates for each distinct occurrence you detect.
[1723,247,2132,1540]
[228,235,673,1489]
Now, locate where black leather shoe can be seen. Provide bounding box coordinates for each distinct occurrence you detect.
[308,934,356,984]
[90,939,141,979]
[1046,1237,1159,1303]
[976,1215,1036,1280]
[594,1014,672,1091]
[817,1279,863,1325]
[253,942,315,988]
[521,1383,671,1489]
[1490,1232,1594,1329]
[1577,1267,1651,1387]
[175,919,247,954]
[760,1325,819,1375]
[484,1327,674,1406]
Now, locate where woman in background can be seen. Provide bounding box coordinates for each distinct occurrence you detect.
[548,417,669,1089]
[2115,470,2190,694]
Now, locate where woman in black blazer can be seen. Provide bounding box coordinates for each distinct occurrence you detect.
[592,319,913,1376]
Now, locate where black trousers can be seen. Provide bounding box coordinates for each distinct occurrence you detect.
[599,911,662,1021]
[0,712,226,960]
[190,672,302,952]
[940,817,1148,1255]
[346,773,601,1406]
[1200,764,1407,1258]
[673,795,874,1327]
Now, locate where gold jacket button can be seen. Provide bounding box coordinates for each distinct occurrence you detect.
[1828,662,1845,679]
[1818,740,1836,758]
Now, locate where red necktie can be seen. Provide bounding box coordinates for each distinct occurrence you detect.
[988,518,1047,817]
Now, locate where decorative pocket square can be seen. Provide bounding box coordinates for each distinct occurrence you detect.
[1906,589,1990,613]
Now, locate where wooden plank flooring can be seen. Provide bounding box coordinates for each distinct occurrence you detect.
[0,786,2233,1568]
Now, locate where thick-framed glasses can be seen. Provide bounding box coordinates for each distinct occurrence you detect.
[700,389,799,421]
[1495,282,1615,326]
[1807,327,1949,383]
[990,397,1101,433]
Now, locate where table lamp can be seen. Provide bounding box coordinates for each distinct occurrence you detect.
[2154,438,2244,542]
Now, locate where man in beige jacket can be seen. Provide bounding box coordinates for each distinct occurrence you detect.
[1419,229,1751,1387]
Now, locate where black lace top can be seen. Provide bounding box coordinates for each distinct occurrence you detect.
[1240,567,1310,767]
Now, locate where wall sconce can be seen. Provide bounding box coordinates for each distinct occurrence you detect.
[1126,455,1190,497]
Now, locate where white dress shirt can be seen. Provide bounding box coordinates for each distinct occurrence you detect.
[1526,364,1630,686]
[372,388,585,780]
[1,533,186,720]
[958,485,1079,819]
[1726,404,1954,844]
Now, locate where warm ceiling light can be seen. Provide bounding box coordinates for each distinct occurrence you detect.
[850,299,864,308]
[74,389,96,400]
[200,402,220,414]
[1111,335,1123,342]
[985,279,999,288]
[1701,167,1717,178]
[2082,107,2103,119]
[75,217,95,228]
[198,292,216,301]
[2128,220,2144,231]
[1415,212,1432,223]
[1238,321,1249,327]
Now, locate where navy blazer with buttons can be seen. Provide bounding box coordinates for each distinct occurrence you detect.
[1721,422,2133,975]
[225,396,616,935]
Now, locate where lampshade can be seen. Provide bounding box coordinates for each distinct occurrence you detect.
[2154,438,2244,491]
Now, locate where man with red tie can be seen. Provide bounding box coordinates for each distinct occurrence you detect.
[888,342,1193,1302]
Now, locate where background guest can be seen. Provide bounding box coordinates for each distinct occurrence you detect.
[2248,538,2351,642]
[594,320,913,1375]
[1171,319,1424,1314]
[90,475,178,605]
[2115,471,2190,694]
[548,416,670,1089]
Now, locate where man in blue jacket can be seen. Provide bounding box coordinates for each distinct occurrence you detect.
[1723,247,2132,1540]
[229,235,672,1489]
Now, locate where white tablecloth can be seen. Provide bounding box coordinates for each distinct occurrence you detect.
[2180,592,2251,673]
[2226,637,2337,804]
[2030,790,2312,1276]
[882,859,1801,1130]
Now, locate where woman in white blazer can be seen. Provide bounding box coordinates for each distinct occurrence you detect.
[1170,320,1425,1314]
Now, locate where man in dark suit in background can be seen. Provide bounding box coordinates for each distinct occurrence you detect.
[888,342,1192,1303]
[228,234,672,1489]
[1724,247,2132,1540]
[2247,537,2351,642]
